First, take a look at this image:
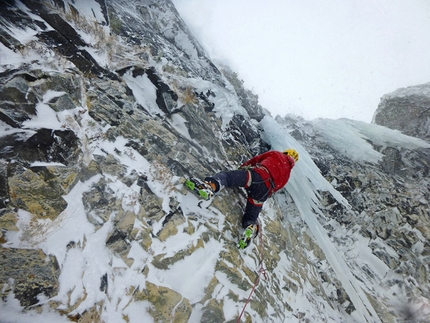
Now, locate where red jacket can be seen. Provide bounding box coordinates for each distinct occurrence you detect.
[241,150,295,193]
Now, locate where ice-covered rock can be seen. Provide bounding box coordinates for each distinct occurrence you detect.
[0,1,429,323]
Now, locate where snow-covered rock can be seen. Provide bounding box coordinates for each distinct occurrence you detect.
[373,82,430,140]
[0,1,429,323]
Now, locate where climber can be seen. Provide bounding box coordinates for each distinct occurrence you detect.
[203,149,299,247]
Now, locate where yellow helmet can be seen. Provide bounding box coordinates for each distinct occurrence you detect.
[283,149,299,162]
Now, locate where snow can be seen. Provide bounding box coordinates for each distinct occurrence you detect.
[1,25,38,44]
[160,239,223,303]
[1,2,429,322]
[62,0,108,25]
[30,161,66,167]
[382,82,430,99]
[170,113,192,140]
[21,102,62,130]
[123,70,163,116]
[0,42,38,73]
[185,77,249,127]
[21,92,71,130]
[2,210,34,249]
[0,120,36,139]
[0,293,71,323]
[5,109,414,322]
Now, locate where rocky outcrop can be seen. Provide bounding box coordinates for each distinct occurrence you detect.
[0,1,429,322]
[221,65,267,122]
[373,82,430,140]
[0,247,59,307]
[0,69,82,220]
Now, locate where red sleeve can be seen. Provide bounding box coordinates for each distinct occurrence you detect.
[241,151,274,167]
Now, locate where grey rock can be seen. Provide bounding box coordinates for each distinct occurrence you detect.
[0,1,429,322]
[373,82,430,140]
[0,247,59,307]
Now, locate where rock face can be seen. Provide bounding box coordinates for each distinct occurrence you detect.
[279,113,430,322]
[373,82,430,140]
[0,1,429,323]
[0,247,59,307]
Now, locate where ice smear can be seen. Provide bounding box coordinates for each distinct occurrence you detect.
[312,118,430,163]
[261,116,381,322]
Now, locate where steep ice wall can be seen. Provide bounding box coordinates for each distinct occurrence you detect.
[1,1,429,323]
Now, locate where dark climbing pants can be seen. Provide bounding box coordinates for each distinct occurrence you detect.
[205,170,270,228]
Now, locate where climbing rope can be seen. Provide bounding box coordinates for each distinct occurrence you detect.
[236,221,267,323]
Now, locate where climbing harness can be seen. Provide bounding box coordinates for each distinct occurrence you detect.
[252,164,276,199]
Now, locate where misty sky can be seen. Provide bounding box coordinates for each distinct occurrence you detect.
[172,0,430,122]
